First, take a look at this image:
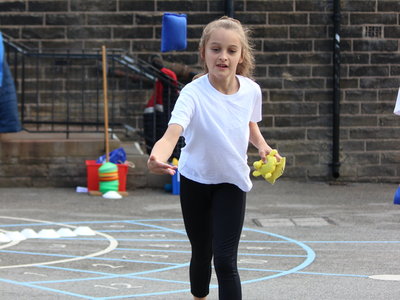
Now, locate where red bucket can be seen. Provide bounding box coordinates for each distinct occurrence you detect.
[85,160,128,192]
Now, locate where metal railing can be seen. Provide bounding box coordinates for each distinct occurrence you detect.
[3,34,182,142]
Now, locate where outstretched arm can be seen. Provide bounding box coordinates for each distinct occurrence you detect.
[249,122,281,161]
[147,124,183,175]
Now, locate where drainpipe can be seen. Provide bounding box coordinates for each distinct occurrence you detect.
[332,0,341,178]
[225,0,234,18]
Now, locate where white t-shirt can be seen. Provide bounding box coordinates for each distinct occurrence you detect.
[168,74,262,192]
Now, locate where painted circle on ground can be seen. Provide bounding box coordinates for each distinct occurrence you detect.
[0,218,315,298]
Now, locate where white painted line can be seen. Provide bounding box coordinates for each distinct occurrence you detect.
[369,275,400,281]
[105,224,125,228]
[49,244,67,249]
[148,244,172,248]
[140,233,166,238]
[140,253,169,259]
[111,283,142,289]
[0,216,118,269]
[94,284,118,290]
[245,246,271,251]
[239,258,268,265]
[92,263,123,269]
[24,271,48,277]
[95,283,143,290]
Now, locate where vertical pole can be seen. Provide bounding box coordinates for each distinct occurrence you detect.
[102,45,110,162]
[225,0,234,18]
[332,0,341,178]
[65,50,70,139]
[21,53,25,126]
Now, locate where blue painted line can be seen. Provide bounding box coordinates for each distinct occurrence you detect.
[0,277,94,299]
[240,228,316,284]
[237,267,369,278]
[0,249,81,258]
[31,262,190,285]
[0,222,61,228]
[125,220,187,236]
[299,241,400,244]
[0,219,325,299]
[90,256,180,266]
[240,240,400,244]
[31,265,190,285]
[116,248,305,258]
[240,240,301,243]
[124,219,183,223]
[87,261,189,278]
[295,271,369,278]
[97,288,191,300]
[35,265,114,279]
[99,229,165,233]
[239,252,306,258]
[33,268,207,288]
[30,266,133,284]
[239,266,309,272]
[116,248,191,254]
[0,219,183,229]
[90,256,179,266]
[23,237,190,242]
[0,249,181,266]
[132,274,192,285]
[114,238,188,242]
[34,226,313,295]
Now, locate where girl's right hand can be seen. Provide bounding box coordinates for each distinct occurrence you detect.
[147,155,177,175]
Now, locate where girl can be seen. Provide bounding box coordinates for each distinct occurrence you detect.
[148,16,280,300]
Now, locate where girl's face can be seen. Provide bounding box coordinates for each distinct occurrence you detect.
[202,28,243,82]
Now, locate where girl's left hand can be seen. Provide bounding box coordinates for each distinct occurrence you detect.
[259,149,282,162]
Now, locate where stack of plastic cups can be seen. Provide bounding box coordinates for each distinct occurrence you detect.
[98,162,119,194]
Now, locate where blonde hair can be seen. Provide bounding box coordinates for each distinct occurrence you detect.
[198,16,255,78]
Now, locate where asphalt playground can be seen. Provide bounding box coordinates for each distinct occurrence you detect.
[0,179,399,299]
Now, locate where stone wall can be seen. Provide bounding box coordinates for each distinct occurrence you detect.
[1,0,400,183]
[0,132,120,188]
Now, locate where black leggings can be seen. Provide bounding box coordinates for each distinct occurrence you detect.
[180,175,246,300]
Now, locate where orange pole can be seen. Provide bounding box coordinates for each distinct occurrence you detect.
[101,45,110,162]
